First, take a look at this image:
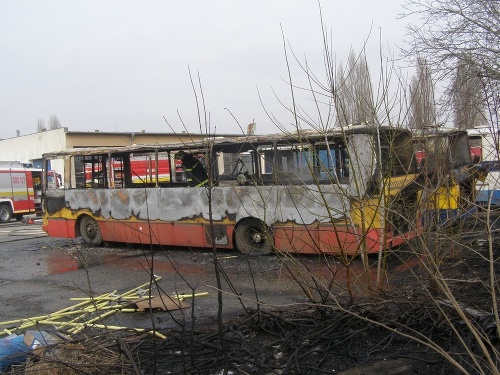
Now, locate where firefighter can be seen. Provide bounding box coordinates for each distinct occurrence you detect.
[175,151,208,187]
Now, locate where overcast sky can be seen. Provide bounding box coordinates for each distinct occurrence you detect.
[0,1,410,138]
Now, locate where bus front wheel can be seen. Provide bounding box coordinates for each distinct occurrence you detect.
[79,216,103,246]
[0,204,12,223]
[235,219,273,256]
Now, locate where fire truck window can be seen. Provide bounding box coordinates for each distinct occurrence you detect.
[74,155,108,189]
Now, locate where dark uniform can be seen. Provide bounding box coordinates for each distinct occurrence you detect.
[176,151,208,187]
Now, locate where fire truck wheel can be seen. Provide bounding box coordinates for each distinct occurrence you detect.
[0,204,12,223]
[79,215,103,246]
[235,219,273,256]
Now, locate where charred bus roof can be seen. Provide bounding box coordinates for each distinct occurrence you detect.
[42,125,413,159]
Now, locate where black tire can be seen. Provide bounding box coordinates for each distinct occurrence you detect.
[0,204,12,224]
[80,215,103,246]
[235,219,273,255]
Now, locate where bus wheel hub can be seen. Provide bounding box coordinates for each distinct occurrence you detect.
[252,233,262,243]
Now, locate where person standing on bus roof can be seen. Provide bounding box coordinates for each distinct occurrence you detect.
[175,151,208,187]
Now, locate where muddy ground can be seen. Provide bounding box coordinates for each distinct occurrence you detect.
[2,213,499,374]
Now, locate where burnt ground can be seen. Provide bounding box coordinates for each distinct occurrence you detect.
[7,212,500,375]
[122,236,498,375]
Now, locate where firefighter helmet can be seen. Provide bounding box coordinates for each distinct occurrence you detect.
[175,151,186,160]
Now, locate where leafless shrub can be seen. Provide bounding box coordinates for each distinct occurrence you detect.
[408,57,437,130]
[401,0,500,82]
[335,50,376,127]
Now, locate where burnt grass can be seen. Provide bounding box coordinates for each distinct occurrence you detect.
[12,212,500,374]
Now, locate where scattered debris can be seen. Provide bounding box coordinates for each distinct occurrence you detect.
[134,292,190,311]
[0,276,197,371]
[21,214,42,225]
[0,334,29,371]
[173,291,209,301]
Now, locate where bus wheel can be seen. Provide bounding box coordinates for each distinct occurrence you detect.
[235,219,273,256]
[0,204,12,223]
[80,216,103,246]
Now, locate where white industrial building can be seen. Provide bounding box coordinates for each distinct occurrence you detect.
[0,127,227,177]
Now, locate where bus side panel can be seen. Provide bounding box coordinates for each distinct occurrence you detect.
[98,221,234,249]
[43,218,77,239]
[273,225,319,254]
[46,185,416,253]
[274,225,382,255]
[319,227,382,254]
[98,221,176,245]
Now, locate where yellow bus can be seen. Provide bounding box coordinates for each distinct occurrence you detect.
[414,129,480,226]
[41,125,422,255]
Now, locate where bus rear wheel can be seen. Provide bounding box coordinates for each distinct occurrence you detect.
[80,215,103,246]
[0,204,12,223]
[235,219,273,256]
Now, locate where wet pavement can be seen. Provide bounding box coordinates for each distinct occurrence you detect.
[0,226,310,333]
[1,219,486,335]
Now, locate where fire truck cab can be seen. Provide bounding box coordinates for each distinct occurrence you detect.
[0,161,43,223]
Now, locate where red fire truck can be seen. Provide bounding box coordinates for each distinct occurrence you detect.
[0,161,43,223]
[83,154,178,187]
